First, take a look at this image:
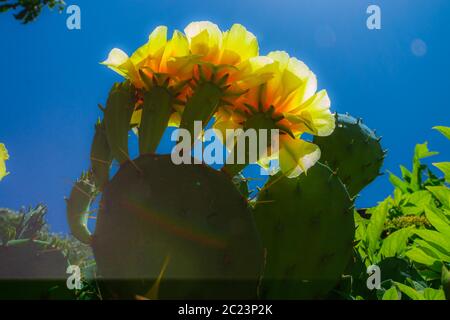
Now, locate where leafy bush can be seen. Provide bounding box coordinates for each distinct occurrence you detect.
[347,126,450,300]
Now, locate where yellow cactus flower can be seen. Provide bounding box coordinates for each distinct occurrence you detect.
[184,21,258,66]
[183,21,273,93]
[221,51,335,177]
[0,143,9,181]
[174,21,277,143]
[102,25,201,155]
[102,26,196,89]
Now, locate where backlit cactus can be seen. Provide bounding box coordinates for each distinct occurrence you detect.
[314,113,385,197]
[93,154,264,299]
[66,172,97,245]
[66,21,367,300]
[253,163,355,299]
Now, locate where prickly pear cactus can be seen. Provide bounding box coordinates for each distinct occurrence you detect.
[313,113,385,197]
[253,163,355,299]
[92,154,264,299]
[66,172,97,245]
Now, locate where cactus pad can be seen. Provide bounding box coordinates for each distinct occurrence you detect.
[253,163,355,299]
[93,154,264,299]
[314,113,385,197]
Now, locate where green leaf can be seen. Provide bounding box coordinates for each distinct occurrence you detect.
[414,239,450,262]
[400,165,412,182]
[406,247,438,266]
[389,172,409,193]
[401,191,433,215]
[411,143,438,191]
[414,142,439,161]
[433,162,450,183]
[382,286,400,300]
[442,265,450,298]
[423,288,446,300]
[380,227,414,258]
[394,282,424,300]
[424,207,450,235]
[426,186,450,209]
[414,229,450,253]
[354,211,368,243]
[405,191,433,208]
[366,199,390,256]
[433,126,450,140]
[393,188,403,205]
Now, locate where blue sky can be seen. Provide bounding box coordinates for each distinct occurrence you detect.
[0,0,449,233]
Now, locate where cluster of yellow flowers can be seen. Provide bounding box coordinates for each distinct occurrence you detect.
[102,21,335,177]
[0,143,9,181]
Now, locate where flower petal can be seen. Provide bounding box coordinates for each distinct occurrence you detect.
[130,26,168,67]
[287,90,335,136]
[168,111,181,127]
[278,135,321,178]
[101,48,130,76]
[233,56,277,90]
[265,51,315,110]
[184,21,223,62]
[163,31,197,78]
[221,24,258,65]
[0,143,9,181]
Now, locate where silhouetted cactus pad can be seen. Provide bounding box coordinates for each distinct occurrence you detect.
[93,154,263,299]
[254,163,355,299]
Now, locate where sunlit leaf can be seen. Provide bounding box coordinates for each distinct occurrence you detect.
[380,227,414,258]
[394,282,424,300]
[424,207,450,235]
[423,288,446,300]
[389,172,409,193]
[401,191,433,215]
[433,126,450,140]
[433,162,450,183]
[382,286,400,300]
[426,186,450,209]
[366,199,389,255]
[406,247,438,266]
[414,229,450,253]
[414,239,450,262]
[414,142,439,161]
[400,165,412,182]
